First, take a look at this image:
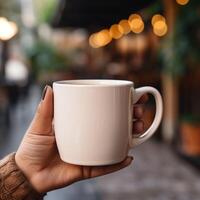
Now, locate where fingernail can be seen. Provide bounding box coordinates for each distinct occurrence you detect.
[42,85,48,100]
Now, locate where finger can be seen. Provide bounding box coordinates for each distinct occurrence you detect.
[134,105,144,119]
[136,94,149,104]
[133,120,144,134]
[28,85,54,135]
[82,157,133,179]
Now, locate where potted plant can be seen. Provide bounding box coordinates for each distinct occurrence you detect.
[180,115,200,156]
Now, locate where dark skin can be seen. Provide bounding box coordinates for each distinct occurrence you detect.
[15,86,148,193]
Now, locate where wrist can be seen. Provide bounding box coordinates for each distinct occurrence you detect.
[0,153,45,199]
[15,152,43,194]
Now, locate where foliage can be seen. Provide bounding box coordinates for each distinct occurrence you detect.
[145,0,200,76]
[176,0,200,68]
[25,40,69,77]
[161,0,200,77]
[144,1,163,18]
[33,0,58,24]
[181,114,200,125]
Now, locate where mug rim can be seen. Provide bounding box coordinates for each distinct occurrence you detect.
[53,79,134,87]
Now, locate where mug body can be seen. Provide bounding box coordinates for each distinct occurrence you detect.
[53,80,133,166]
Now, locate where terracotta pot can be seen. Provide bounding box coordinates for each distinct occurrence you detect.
[180,122,200,156]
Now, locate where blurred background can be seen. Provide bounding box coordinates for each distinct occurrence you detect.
[0,0,200,199]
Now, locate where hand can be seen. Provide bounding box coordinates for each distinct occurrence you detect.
[15,86,147,194]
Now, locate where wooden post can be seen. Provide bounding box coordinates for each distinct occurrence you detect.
[162,0,179,142]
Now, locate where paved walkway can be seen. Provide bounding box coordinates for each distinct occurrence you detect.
[0,85,199,200]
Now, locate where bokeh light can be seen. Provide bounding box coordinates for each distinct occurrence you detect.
[0,17,18,41]
[89,29,111,48]
[128,14,142,22]
[176,0,190,5]
[153,21,168,37]
[151,14,166,26]
[118,20,131,35]
[109,24,123,39]
[129,18,144,34]
[89,33,100,48]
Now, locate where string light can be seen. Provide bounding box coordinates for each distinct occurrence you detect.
[151,14,166,26]
[89,33,99,48]
[0,17,18,41]
[89,29,111,48]
[89,12,170,47]
[118,20,131,35]
[130,18,144,34]
[153,21,168,37]
[128,14,142,22]
[176,0,190,5]
[152,14,168,37]
[109,24,123,39]
[128,14,144,34]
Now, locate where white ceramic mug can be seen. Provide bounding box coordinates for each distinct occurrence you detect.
[53,80,163,166]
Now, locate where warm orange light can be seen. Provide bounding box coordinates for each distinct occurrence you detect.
[130,18,144,34]
[89,33,99,48]
[154,21,166,30]
[176,0,190,5]
[153,21,168,37]
[151,14,166,26]
[89,29,112,48]
[128,14,142,22]
[119,20,131,35]
[109,24,123,39]
[98,29,112,46]
[0,17,18,41]
[129,14,144,34]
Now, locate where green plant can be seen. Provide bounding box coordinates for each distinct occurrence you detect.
[33,0,58,23]
[144,1,163,18]
[181,114,200,125]
[176,0,200,68]
[161,0,200,76]
[26,40,69,78]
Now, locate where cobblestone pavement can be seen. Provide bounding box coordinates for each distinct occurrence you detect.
[0,85,199,200]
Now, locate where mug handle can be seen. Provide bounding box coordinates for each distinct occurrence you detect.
[129,87,163,148]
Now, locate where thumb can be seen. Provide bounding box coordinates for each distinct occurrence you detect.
[28,85,54,135]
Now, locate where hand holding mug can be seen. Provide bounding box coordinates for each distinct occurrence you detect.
[15,85,150,193]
